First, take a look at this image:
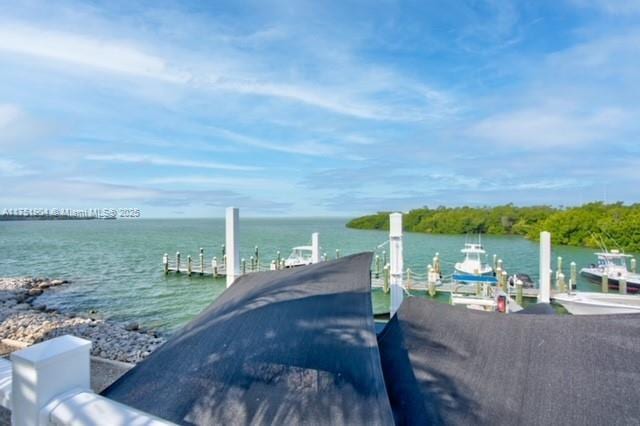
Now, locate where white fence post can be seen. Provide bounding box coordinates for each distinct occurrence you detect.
[11,335,91,426]
[539,231,551,303]
[389,213,404,317]
[226,207,240,287]
[311,232,320,264]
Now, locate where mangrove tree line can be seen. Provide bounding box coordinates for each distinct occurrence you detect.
[346,202,640,252]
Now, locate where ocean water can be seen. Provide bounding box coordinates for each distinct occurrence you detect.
[0,218,630,332]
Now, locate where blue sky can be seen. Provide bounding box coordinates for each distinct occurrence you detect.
[0,0,638,217]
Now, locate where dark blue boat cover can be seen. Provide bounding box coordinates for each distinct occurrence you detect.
[377,297,640,425]
[102,253,394,425]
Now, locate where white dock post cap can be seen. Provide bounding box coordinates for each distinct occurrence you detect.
[11,335,91,426]
[538,231,551,304]
[390,212,403,237]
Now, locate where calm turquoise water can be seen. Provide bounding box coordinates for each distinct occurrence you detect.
[1,218,633,332]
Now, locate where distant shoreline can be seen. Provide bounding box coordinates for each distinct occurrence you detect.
[346,202,640,253]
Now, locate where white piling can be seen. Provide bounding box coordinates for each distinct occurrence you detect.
[212,257,218,278]
[389,212,404,317]
[311,232,320,264]
[538,231,551,304]
[11,335,91,426]
[620,278,627,295]
[176,252,181,273]
[225,207,240,287]
[162,253,168,274]
[199,248,204,274]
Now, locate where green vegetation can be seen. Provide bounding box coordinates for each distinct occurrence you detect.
[346,202,640,252]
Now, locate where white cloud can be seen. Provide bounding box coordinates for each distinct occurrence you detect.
[0,21,454,122]
[0,23,189,83]
[208,127,337,157]
[85,153,260,171]
[569,0,640,15]
[468,107,630,148]
[0,104,23,128]
[0,159,34,177]
[143,175,293,190]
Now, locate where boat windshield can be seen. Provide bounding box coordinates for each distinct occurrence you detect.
[599,256,627,268]
[290,249,312,260]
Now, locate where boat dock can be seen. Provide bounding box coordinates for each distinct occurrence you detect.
[371,277,539,297]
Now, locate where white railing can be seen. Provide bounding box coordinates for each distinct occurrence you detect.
[1,335,175,426]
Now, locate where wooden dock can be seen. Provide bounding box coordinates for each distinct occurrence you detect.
[371,277,540,298]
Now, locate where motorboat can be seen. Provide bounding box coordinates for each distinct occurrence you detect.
[284,246,314,268]
[454,240,493,276]
[580,250,640,292]
[552,292,640,315]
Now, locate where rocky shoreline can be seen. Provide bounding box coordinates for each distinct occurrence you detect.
[0,277,166,363]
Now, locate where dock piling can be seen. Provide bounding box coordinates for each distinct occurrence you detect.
[336,249,340,259]
[241,258,246,275]
[602,273,609,293]
[176,252,181,273]
[556,256,563,281]
[375,255,381,279]
[539,231,551,304]
[270,260,276,270]
[312,232,320,263]
[163,253,169,274]
[501,270,508,292]
[620,278,627,295]
[570,262,577,292]
[427,265,437,297]
[212,257,218,278]
[631,258,637,274]
[516,280,523,305]
[383,264,390,293]
[225,207,239,287]
[200,248,204,275]
[389,213,404,317]
[255,246,259,268]
[558,272,565,293]
[187,255,192,276]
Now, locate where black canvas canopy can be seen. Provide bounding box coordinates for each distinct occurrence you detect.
[103,253,394,425]
[377,297,640,425]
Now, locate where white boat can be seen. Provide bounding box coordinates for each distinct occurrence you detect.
[454,240,493,276]
[552,292,640,315]
[580,250,640,292]
[284,246,313,268]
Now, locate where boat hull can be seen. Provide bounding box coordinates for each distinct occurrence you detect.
[454,265,493,276]
[580,269,640,293]
[553,293,640,315]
